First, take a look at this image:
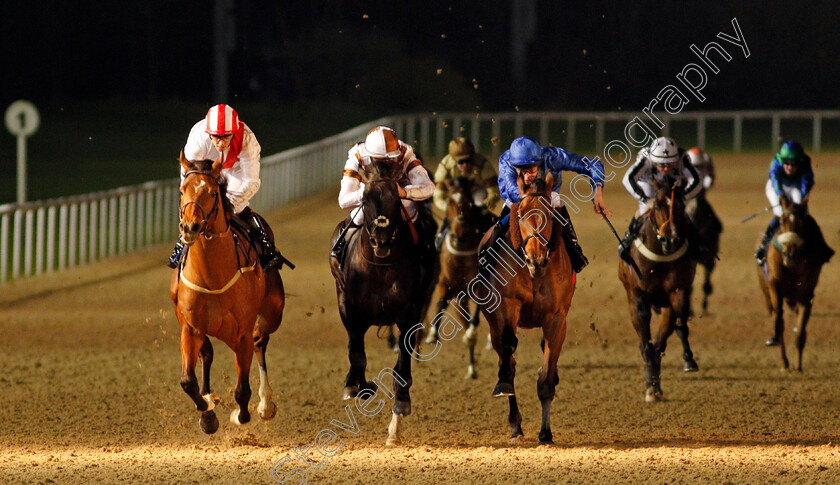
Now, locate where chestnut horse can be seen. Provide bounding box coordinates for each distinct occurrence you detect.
[329,160,438,446]
[687,194,722,313]
[618,176,698,402]
[478,173,575,444]
[426,177,494,379]
[757,196,825,371]
[170,153,285,433]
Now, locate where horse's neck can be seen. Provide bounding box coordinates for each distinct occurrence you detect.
[183,223,242,278]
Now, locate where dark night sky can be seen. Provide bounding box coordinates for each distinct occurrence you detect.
[3,1,840,112]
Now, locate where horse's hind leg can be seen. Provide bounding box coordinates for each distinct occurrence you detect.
[230,335,254,425]
[794,303,812,372]
[254,333,277,420]
[463,304,481,379]
[701,263,714,314]
[179,325,218,434]
[386,321,419,446]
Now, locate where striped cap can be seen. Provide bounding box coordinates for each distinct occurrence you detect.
[205,104,239,135]
[364,126,401,159]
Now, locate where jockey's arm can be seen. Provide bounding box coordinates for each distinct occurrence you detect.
[223,131,262,213]
[477,154,502,210]
[623,154,648,202]
[338,148,364,209]
[432,158,452,211]
[682,158,701,198]
[402,164,435,201]
[497,152,521,205]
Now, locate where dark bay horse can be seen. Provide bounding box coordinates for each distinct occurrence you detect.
[426,177,494,379]
[170,153,285,433]
[687,194,722,313]
[757,196,826,371]
[618,176,698,402]
[329,160,438,445]
[478,173,575,444]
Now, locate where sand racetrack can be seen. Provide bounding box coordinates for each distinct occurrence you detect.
[2,153,839,484]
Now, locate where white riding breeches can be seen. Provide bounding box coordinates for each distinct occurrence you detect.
[765,180,803,217]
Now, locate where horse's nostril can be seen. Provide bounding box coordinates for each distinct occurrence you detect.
[190,223,200,232]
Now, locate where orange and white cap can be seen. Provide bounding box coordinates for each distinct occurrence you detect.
[205,104,239,135]
[364,126,401,159]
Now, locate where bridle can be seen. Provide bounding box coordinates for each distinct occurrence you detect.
[650,188,676,241]
[517,192,554,258]
[179,169,229,239]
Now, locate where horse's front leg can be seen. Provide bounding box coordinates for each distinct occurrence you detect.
[794,302,812,372]
[179,323,218,434]
[769,283,789,370]
[537,314,567,445]
[342,323,374,400]
[254,333,277,420]
[199,337,222,403]
[670,288,699,372]
[230,333,254,425]
[386,317,421,446]
[492,318,523,439]
[628,292,660,402]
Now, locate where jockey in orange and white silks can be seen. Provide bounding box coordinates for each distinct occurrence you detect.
[338,126,434,226]
[169,104,289,270]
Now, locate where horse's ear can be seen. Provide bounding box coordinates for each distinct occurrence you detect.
[544,172,555,194]
[211,156,224,177]
[179,151,191,172]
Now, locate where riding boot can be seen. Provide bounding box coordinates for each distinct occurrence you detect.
[755,217,780,265]
[167,239,185,268]
[618,217,642,264]
[238,208,289,269]
[435,218,450,252]
[330,224,360,266]
[557,205,588,273]
[804,215,834,264]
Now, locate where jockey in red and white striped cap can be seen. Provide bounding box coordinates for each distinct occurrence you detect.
[168,105,289,270]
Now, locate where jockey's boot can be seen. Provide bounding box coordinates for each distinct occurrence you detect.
[754,216,780,265]
[558,205,588,273]
[618,217,642,265]
[330,224,360,264]
[804,215,834,264]
[434,218,450,252]
[239,208,290,270]
[167,239,185,268]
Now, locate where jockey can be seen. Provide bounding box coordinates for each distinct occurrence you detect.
[167,104,286,269]
[481,136,612,273]
[686,147,715,194]
[754,140,834,265]
[619,136,706,262]
[330,126,436,262]
[432,137,500,250]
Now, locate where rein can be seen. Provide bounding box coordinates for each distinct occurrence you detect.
[637,188,688,262]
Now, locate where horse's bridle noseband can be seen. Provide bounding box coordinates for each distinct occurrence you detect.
[179,169,227,239]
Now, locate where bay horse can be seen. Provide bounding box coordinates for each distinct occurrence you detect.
[686,193,723,313]
[618,175,698,402]
[170,152,285,433]
[756,196,825,371]
[426,177,494,379]
[328,160,439,446]
[478,173,575,444]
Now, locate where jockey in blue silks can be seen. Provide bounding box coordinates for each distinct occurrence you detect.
[754,140,833,265]
[481,136,612,273]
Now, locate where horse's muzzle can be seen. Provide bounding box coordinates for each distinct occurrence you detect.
[179,221,202,245]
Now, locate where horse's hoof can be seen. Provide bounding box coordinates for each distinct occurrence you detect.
[539,439,554,446]
[645,387,663,403]
[683,359,699,372]
[342,386,359,400]
[509,431,524,442]
[393,400,412,416]
[386,436,402,446]
[465,366,478,380]
[230,409,250,425]
[259,401,277,420]
[493,382,515,397]
[199,410,219,434]
[765,336,781,346]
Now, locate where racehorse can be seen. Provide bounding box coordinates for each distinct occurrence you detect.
[687,194,722,313]
[477,173,575,444]
[618,175,698,402]
[425,177,494,379]
[170,153,285,433]
[756,196,826,371]
[329,160,438,446]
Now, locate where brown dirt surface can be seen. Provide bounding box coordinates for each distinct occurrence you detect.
[2,153,839,484]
